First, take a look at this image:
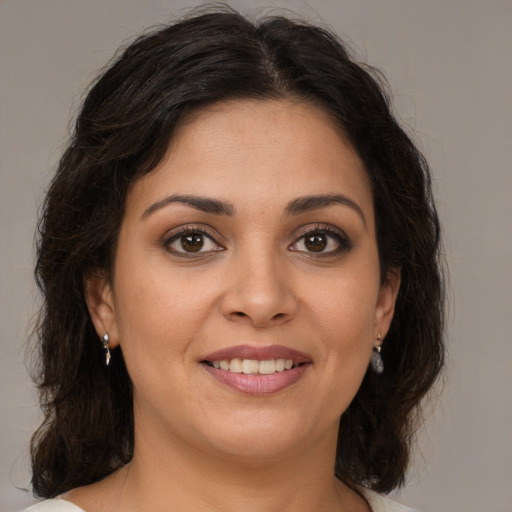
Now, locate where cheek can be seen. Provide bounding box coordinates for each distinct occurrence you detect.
[313,295,375,418]
[111,251,223,375]
[114,274,206,345]
[308,267,380,336]
[304,267,379,385]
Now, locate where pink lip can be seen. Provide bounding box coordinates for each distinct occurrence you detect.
[202,344,311,364]
[202,364,310,395]
[200,345,312,396]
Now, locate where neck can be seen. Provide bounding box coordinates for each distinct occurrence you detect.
[65,409,370,512]
[113,421,366,512]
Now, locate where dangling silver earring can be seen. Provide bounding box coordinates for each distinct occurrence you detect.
[102,333,111,366]
[370,333,384,374]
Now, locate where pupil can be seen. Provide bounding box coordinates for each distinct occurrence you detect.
[181,234,204,252]
[305,233,327,252]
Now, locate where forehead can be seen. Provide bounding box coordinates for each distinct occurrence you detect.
[126,98,373,218]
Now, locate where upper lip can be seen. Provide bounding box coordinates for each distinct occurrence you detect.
[201,344,312,364]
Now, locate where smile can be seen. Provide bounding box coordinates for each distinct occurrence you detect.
[204,358,299,374]
[200,345,312,395]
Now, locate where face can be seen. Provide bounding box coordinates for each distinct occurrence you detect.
[87,98,399,462]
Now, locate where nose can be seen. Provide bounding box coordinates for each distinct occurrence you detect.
[220,249,298,328]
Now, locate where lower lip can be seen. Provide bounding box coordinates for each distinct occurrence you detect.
[201,364,310,395]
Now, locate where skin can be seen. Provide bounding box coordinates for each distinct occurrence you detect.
[75,98,400,512]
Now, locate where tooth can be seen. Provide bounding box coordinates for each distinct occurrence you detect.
[259,360,276,374]
[213,358,298,373]
[241,359,259,374]
[229,358,243,373]
[275,359,285,371]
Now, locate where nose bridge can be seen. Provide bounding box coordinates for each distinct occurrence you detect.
[221,236,297,327]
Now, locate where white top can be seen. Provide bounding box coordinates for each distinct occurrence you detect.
[362,489,416,512]
[22,500,84,512]
[22,490,416,511]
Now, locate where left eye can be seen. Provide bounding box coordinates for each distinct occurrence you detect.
[290,229,348,254]
[165,230,222,255]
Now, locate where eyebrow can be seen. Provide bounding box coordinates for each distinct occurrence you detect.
[285,194,366,225]
[141,193,365,225]
[141,194,235,219]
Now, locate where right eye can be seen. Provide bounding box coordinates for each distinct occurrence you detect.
[164,228,224,256]
[288,225,352,258]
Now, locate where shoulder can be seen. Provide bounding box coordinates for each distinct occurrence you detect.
[22,499,86,512]
[360,488,418,512]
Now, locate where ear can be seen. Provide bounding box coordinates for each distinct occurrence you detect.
[84,270,119,348]
[374,268,401,339]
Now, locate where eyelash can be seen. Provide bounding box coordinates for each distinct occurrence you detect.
[163,224,352,259]
[164,226,224,258]
[290,225,353,258]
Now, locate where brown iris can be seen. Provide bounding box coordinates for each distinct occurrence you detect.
[304,233,327,252]
[181,233,204,252]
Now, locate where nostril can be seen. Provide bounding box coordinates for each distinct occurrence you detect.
[234,311,246,317]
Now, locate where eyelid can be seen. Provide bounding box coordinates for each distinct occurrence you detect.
[163,224,225,256]
[289,224,353,256]
[161,222,352,259]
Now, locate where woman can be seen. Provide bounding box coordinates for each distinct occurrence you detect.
[25,7,444,512]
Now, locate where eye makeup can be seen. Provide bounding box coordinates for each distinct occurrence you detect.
[162,221,353,262]
[289,223,353,259]
[163,225,225,258]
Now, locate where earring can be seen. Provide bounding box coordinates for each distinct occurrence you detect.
[102,333,111,366]
[370,333,384,374]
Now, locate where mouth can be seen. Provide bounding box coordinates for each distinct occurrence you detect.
[201,358,304,374]
[200,345,311,395]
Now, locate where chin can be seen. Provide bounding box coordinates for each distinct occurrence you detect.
[192,407,333,461]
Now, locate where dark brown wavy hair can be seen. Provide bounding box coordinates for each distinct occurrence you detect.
[30,6,444,498]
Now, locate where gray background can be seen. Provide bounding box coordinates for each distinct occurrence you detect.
[1,1,511,511]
